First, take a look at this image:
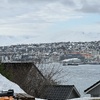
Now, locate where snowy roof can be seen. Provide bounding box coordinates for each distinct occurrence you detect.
[15,93,34,99]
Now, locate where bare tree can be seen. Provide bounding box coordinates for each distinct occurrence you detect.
[28,62,71,98]
[37,62,70,84]
[0,61,70,98]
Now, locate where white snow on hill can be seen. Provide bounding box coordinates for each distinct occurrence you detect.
[0,74,25,93]
[0,32,100,46]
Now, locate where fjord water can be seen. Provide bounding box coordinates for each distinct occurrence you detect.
[61,64,100,97]
[39,63,100,97]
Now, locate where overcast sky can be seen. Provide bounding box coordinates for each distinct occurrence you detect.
[0,0,100,45]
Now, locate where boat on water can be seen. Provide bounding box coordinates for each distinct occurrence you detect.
[62,62,79,66]
[67,63,79,66]
[62,58,81,66]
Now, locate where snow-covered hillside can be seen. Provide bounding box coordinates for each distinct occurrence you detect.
[0,74,25,93]
[0,32,100,46]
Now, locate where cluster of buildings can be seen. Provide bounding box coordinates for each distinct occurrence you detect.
[0,41,100,64]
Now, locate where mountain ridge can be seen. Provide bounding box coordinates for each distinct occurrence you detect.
[0,32,100,46]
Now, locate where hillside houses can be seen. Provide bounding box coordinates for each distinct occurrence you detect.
[0,41,100,64]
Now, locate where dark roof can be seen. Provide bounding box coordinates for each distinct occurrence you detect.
[2,62,46,80]
[1,62,46,96]
[42,85,80,100]
[15,93,35,99]
[84,80,100,93]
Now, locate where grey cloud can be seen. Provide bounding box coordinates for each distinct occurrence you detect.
[96,21,100,25]
[76,0,100,13]
[7,0,55,4]
[80,6,100,13]
[5,0,75,6]
[0,0,77,24]
[60,0,75,6]
[0,0,79,27]
[7,0,34,3]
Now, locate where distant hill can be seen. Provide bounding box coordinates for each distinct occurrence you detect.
[0,32,100,46]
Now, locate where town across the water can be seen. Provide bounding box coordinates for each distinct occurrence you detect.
[0,41,100,64]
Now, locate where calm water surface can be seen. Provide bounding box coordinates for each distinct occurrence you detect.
[40,63,100,97]
[61,64,100,97]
